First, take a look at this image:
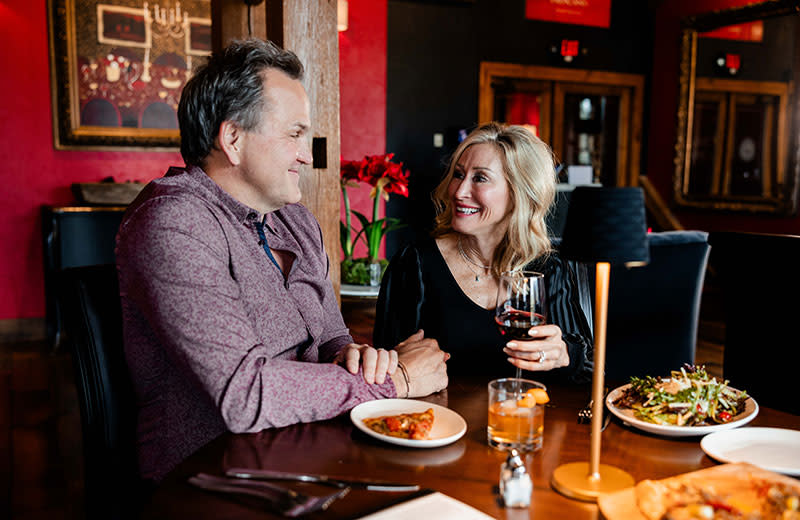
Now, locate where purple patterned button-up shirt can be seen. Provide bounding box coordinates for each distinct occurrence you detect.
[116,166,396,482]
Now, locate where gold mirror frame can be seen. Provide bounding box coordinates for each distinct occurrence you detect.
[674,0,800,214]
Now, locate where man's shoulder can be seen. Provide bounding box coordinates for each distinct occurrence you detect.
[120,172,222,237]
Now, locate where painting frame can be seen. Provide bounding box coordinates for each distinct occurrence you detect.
[47,0,211,150]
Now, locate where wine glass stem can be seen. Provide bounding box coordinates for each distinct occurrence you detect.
[515,366,522,396]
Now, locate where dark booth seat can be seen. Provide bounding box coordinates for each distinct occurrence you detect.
[709,231,800,415]
[602,231,711,382]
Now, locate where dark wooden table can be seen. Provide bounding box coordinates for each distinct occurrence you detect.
[143,376,800,519]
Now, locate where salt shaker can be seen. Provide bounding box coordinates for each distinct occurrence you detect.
[499,449,532,508]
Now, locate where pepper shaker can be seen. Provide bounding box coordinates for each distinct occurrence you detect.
[499,448,532,508]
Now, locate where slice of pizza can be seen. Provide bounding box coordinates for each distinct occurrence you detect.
[363,408,434,440]
[634,463,800,520]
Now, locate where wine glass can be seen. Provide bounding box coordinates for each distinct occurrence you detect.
[494,271,547,383]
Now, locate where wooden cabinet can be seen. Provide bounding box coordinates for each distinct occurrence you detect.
[479,62,644,188]
[41,206,126,349]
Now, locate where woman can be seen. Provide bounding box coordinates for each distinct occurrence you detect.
[374,122,592,382]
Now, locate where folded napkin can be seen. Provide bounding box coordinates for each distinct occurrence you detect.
[356,491,495,520]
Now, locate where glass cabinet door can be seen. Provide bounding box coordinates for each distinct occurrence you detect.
[554,84,629,187]
[491,78,552,143]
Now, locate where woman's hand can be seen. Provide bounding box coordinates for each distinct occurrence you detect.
[335,343,398,384]
[503,324,570,371]
[394,330,449,398]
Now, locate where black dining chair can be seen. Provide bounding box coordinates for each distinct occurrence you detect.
[58,264,144,520]
[600,231,711,382]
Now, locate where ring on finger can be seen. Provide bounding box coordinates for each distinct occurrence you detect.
[538,350,546,363]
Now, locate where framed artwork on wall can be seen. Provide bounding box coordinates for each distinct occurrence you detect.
[47,0,211,150]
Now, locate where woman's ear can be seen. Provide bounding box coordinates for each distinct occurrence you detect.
[218,120,242,166]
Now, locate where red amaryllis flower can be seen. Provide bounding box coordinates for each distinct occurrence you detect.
[340,158,363,185]
[339,152,409,262]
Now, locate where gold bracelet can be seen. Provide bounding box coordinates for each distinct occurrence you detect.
[397,361,410,399]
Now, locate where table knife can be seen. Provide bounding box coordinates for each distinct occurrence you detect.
[225,468,420,492]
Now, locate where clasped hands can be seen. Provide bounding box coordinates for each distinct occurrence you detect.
[335,330,448,398]
[503,323,570,371]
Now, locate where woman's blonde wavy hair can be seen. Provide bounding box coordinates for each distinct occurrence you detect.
[431,122,556,275]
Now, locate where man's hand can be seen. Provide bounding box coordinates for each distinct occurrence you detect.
[394,330,449,398]
[335,343,398,384]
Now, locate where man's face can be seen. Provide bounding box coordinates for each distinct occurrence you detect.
[237,69,312,213]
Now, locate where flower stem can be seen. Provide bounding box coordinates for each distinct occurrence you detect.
[342,185,353,259]
[370,186,382,261]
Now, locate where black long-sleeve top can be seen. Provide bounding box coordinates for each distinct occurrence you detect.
[373,237,594,384]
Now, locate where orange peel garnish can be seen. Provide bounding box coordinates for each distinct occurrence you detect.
[516,395,537,408]
[526,388,550,405]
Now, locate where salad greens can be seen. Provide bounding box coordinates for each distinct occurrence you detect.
[613,365,749,426]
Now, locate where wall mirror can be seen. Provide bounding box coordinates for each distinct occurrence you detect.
[674,0,800,214]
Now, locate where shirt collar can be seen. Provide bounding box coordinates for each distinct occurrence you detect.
[183,165,267,225]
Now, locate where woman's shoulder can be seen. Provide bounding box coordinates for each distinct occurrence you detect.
[526,248,566,273]
[390,235,439,261]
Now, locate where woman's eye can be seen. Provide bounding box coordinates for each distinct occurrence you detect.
[453,171,465,179]
[473,174,487,183]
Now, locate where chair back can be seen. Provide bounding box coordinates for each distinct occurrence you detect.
[709,231,800,415]
[59,264,141,520]
[603,231,710,382]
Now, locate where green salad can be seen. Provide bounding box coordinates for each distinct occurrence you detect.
[612,365,749,426]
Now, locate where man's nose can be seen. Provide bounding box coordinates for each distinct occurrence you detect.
[297,139,313,164]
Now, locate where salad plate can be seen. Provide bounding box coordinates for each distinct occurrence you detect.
[606,383,758,437]
[350,399,467,448]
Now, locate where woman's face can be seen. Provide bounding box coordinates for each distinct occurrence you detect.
[447,143,512,241]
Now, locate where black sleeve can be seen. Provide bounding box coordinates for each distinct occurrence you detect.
[373,244,425,349]
[543,253,594,384]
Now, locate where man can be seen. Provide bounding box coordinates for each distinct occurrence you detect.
[116,39,448,483]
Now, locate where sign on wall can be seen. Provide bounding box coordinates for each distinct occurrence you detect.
[525,0,611,29]
[700,21,764,42]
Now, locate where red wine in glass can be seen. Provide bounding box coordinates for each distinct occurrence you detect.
[495,271,547,386]
[495,309,546,339]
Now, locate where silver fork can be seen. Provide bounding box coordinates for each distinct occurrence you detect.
[578,390,611,431]
[188,473,350,517]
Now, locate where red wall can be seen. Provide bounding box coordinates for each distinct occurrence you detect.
[339,0,388,259]
[648,0,800,234]
[0,1,181,320]
[0,0,388,320]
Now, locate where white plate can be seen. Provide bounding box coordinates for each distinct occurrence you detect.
[350,399,467,448]
[605,383,758,437]
[701,427,800,476]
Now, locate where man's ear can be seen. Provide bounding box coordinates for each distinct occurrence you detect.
[218,120,242,166]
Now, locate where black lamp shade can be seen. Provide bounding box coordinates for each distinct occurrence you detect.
[559,187,650,266]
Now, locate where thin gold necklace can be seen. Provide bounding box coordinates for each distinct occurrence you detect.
[457,236,490,282]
